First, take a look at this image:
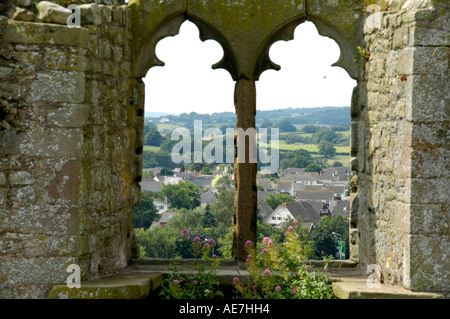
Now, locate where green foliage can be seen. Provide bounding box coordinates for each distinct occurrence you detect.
[210,186,234,228]
[264,193,295,210]
[310,215,350,259]
[133,191,159,229]
[305,163,323,173]
[233,221,335,299]
[201,204,217,228]
[279,149,314,170]
[144,124,164,146]
[154,181,201,210]
[276,119,297,132]
[137,187,234,259]
[318,140,337,158]
[301,125,319,133]
[159,234,223,299]
[143,150,175,169]
[211,174,233,187]
[313,128,339,144]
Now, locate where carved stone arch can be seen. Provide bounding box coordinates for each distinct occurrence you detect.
[132,12,187,78]
[306,15,363,80]
[187,16,239,81]
[253,16,306,80]
[305,0,366,81]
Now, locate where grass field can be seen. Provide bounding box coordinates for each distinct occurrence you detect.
[143,145,161,152]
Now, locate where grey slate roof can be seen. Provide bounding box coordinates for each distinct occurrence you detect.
[283,201,321,225]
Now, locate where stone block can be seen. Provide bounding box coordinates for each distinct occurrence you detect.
[410,177,449,204]
[9,171,34,186]
[411,122,449,149]
[17,127,84,158]
[26,70,85,103]
[412,46,449,75]
[43,48,88,72]
[37,1,71,25]
[5,20,89,48]
[10,185,35,204]
[411,147,449,179]
[80,3,102,25]
[12,7,35,22]
[2,204,83,235]
[0,172,6,186]
[410,204,449,235]
[0,187,7,207]
[47,104,91,128]
[31,157,82,204]
[409,233,450,292]
[0,256,77,285]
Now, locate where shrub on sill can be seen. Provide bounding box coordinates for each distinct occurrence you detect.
[233,221,336,299]
[159,231,224,299]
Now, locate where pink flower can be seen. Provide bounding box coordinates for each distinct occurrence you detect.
[262,248,268,254]
[208,238,216,246]
[233,277,240,283]
[305,265,310,270]
[264,269,272,276]
[276,286,281,291]
[293,220,298,224]
[193,236,201,243]
[173,280,180,285]
[193,280,198,285]
[182,229,190,240]
[291,288,297,294]
[288,226,294,231]
[245,240,253,248]
[285,231,290,235]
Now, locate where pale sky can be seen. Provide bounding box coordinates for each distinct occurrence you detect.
[143,20,357,115]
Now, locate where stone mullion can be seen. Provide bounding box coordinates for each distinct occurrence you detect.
[232,79,258,263]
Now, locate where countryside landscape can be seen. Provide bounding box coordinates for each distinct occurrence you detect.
[135,106,352,265]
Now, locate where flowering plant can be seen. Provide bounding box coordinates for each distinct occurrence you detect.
[159,230,223,299]
[233,220,335,299]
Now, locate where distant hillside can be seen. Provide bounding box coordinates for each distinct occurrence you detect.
[144,112,175,118]
[149,106,350,126]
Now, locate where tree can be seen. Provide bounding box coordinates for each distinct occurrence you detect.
[264,193,295,210]
[133,191,159,229]
[305,163,322,173]
[313,128,338,144]
[202,204,217,228]
[144,126,164,146]
[318,140,336,158]
[211,174,233,187]
[309,215,349,259]
[276,119,297,132]
[210,187,234,227]
[154,181,201,210]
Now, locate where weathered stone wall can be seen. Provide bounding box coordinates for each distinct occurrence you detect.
[0,1,142,298]
[351,1,449,292]
[0,0,448,298]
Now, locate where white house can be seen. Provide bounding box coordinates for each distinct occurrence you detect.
[153,198,170,215]
[265,202,321,228]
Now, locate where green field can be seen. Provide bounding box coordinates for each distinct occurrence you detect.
[143,145,161,152]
